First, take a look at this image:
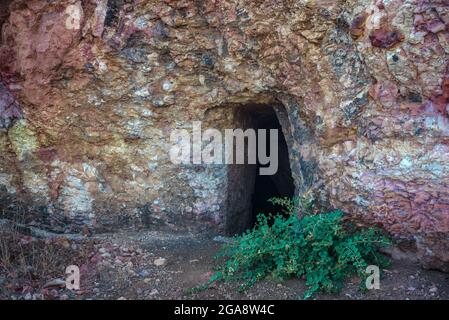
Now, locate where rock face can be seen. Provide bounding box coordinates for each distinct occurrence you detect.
[0,0,448,270]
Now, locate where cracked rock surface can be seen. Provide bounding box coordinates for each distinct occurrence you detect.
[0,0,449,270]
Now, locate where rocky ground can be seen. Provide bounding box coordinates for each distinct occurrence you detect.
[1,225,448,300]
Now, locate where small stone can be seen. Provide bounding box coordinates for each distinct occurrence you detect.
[369,28,403,48]
[43,278,66,289]
[60,238,71,249]
[149,289,159,296]
[349,13,368,39]
[117,296,127,300]
[101,252,111,258]
[153,258,167,267]
[213,236,233,243]
[24,293,32,300]
[139,270,150,277]
[429,286,438,294]
[144,278,152,284]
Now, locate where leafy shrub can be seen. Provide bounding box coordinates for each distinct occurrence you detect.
[267,193,315,217]
[211,196,390,299]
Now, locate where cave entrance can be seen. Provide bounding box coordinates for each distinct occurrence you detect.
[225,104,295,235]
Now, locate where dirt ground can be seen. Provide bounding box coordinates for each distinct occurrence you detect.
[1,227,449,300]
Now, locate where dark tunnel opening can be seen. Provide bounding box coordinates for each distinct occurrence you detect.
[225,104,295,235]
[249,106,295,228]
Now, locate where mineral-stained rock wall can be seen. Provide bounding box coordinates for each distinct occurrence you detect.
[0,0,448,270]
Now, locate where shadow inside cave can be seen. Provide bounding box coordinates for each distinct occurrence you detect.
[225,104,295,235]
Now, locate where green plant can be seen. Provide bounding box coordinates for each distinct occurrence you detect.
[211,196,390,299]
[267,190,315,217]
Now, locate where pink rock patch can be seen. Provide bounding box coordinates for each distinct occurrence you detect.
[0,82,22,129]
[427,20,446,33]
[368,81,398,108]
[431,75,449,116]
[369,28,403,48]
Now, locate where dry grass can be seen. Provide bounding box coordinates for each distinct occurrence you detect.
[0,212,94,298]
[0,227,59,280]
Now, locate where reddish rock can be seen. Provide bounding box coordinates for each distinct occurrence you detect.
[368,81,399,108]
[0,83,22,129]
[376,1,385,10]
[349,13,368,39]
[369,28,403,48]
[427,20,446,33]
[431,74,449,116]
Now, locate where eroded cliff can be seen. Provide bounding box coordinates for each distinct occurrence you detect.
[0,0,448,270]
